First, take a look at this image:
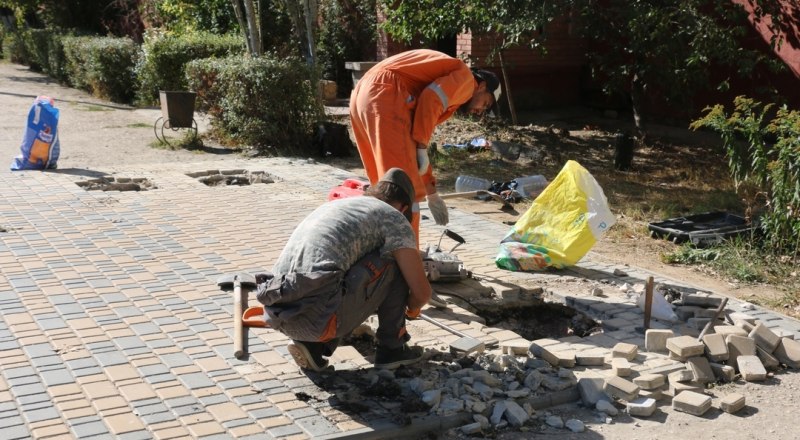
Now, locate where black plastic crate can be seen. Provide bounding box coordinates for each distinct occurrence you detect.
[648,211,755,247]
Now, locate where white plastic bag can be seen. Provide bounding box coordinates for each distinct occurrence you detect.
[637,292,679,323]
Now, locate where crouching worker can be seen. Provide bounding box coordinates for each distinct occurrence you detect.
[256,168,432,371]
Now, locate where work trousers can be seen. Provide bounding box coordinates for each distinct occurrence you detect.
[335,249,411,350]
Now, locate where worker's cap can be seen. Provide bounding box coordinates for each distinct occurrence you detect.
[379,168,415,205]
[472,69,502,104]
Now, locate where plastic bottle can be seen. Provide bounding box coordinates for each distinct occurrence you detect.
[513,175,548,198]
[455,175,492,193]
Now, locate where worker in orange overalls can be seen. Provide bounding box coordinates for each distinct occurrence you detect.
[350,49,501,244]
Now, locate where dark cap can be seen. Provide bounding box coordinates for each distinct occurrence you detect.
[379,168,415,205]
[472,69,501,101]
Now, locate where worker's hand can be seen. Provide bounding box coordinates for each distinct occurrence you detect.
[426,193,449,225]
[406,307,422,320]
[416,147,430,175]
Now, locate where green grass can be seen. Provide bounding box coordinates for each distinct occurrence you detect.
[74,104,112,112]
[128,122,151,128]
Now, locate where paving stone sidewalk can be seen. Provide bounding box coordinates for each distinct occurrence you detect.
[2,158,799,439]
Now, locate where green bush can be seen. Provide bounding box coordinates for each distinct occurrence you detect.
[137,31,244,105]
[317,0,377,98]
[691,96,800,254]
[62,36,140,103]
[18,29,70,82]
[186,54,325,154]
[5,32,30,65]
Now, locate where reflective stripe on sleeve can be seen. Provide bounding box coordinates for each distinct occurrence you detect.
[412,202,420,213]
[425,82,449,111]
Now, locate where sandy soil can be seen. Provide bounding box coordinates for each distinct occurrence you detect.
[2,60,799,439]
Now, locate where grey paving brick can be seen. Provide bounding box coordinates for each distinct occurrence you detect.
[268,423,303,438]
[115,306,144,318]
[23,343,55,358]
[247,407,282,420]
[38,317,68,330]
[178,372,215,390]
[67,357,98,370]
[40,368,76,387]
[72,366,104,377]
[19,394,51,406]
[198,394,229,406]
[233,394,266,406]
[22,405,60,424]
[218,379,249,391]
[296,415,340,437]
[55,303,85,315]
[5,367,39,387]
[161,353,194,368]
[286,407,319,420]
[3,423,30,440]
[11,382,46,398]
[4,366,38,380]
[146,338,174,349]
[165,396,199,409]
[144,373,177,385]
[114,336,147,350]
[117,430,154,440]
[70,418,111,438]
[94,351,128,367]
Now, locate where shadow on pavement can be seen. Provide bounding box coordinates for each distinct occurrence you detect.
[47,168,110,178]
[0,90,135,111]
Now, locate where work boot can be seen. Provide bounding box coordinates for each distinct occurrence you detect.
[288,341,329,372]
[373,344,424,369]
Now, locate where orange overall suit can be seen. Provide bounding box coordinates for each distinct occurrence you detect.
[350,49,477,243]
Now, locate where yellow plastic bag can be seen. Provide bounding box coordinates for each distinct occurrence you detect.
[496,160,615,271]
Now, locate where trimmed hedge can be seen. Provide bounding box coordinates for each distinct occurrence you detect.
[5,32,30,65]
[62,36,139,103]
[137,31,244,105]
[20,29,69,82]
[186,54,325,154]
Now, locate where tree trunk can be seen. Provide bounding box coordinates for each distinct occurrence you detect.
[630,73,646,140]
[242,0,262,55]
[302,0,318,66]
[497,49,518,125]
[230,0,252,55]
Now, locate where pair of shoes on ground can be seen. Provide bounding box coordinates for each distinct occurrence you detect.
[289,341,424,371]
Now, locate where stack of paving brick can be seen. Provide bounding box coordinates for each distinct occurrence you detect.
[540,292,800,420]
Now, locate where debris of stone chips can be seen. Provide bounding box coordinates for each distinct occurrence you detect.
[370,286,799,437]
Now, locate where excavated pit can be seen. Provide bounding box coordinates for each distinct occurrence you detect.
[476,300,602,340]
[187,169,275,186]
[76,177,156,192]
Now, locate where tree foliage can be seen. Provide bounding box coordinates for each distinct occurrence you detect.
[380,0,789,132]
[691,97,800,255]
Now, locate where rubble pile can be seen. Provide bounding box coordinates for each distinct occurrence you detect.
[326,287,800,437]
[562,290,800,420]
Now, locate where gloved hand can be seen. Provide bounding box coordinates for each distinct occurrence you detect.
[416,147,430,175]
[427,193,449,225]
[406,307,421,320]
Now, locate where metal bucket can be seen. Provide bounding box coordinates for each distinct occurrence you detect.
[159,91,196,128]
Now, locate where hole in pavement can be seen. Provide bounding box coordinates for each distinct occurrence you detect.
[187,169,275,186]
[76,177,156,192]
[476,300,602,340]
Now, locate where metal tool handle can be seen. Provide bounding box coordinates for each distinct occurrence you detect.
[233,275,245,358]
[697,297,729,341]
[419,313,472,339]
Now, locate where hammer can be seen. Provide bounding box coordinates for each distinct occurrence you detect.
[217,273,257,358]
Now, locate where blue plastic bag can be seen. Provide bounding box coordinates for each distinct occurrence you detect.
[10,96,60,170]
